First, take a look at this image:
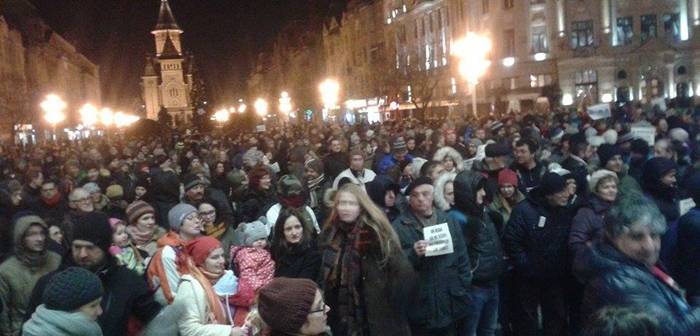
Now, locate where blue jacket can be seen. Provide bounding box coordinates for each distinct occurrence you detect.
[392,209,471,329]
[574,241,700,336]
[377,154,413,175]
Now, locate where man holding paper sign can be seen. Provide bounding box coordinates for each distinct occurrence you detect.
[392,176,472,335]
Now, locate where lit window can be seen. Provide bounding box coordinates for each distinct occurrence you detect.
[571,20,594,49]
[616,17,634,45]
[641,14,657,43]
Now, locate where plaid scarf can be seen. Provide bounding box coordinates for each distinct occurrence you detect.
[322,222,367,335]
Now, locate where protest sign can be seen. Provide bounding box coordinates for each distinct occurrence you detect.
[586,103,611,120]
[424,223,454,257]
[630,126,656,146]
[680,198,696,217]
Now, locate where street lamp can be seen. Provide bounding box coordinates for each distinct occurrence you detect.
[213,108,230,125]
[79,103,98,127]
[100,108,114,127]
[279,91,292,118]
[254,98,268,117]
[238,102,247,113]
[320,79,340,121]
[453,32,492,118]
[40,94,66,142]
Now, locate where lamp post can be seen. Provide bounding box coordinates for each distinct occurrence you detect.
[40,94,66,143]
[319,79,340,121]
[213,108,230,128]
[453,33,492,118]
[254,98,268,119]
[279,91,292,120]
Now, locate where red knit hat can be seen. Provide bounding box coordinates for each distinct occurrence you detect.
[183,236,221,266]
[258,277,319,333]
[498,168,518,187]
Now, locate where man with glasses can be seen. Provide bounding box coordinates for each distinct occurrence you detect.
[182,173,236,230]
[60,188,95,243]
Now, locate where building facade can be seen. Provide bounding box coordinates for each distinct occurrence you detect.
[0,0,101,143]
[142,0,194,127]
[317,0,700,120]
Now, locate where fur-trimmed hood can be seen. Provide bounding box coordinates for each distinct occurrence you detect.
[433,172,456,211]
[433,146,464,172]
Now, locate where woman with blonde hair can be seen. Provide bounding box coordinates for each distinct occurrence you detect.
[320,184,415,336]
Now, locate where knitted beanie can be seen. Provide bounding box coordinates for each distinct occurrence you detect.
[126,200,155,225]
[304,159,324,175]
[539,172,567,196]
[108,218,125,231]
[183,173,205,192]
[184,236,221,266]
[72,212,113,253]
[392,137,407,152]
[597,144,623,168]
[485,143,510,158]
[43,267,103,312]
[243,219,268,246]
[498,168,519,187]
[105,184,124,200]
[168,203,198,231]
[258,277,319,333]
[589,169,619,193]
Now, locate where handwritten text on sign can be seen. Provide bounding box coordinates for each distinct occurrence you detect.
[424,223,454,257]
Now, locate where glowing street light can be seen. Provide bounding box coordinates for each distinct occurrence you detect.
[40,94,66,141]
[453,32,492,118]
[254,98,268,117]
[79,103,99,127]
[279,91,292,117]
[238,102,247,113]
[319,79,340,110]
[213,109,230,124]
[114,111,140,128]
[100,108,114,127]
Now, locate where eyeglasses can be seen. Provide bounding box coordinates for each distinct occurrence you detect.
[199,210,215,217]
[309,301,326,315]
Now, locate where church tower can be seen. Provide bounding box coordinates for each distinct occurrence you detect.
[142,0,193,127]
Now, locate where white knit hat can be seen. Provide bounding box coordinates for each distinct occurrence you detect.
[588,169,618,193]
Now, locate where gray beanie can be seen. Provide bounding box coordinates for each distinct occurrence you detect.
[168,203,198,231]
[82,182,100,195]
[243,218,268,246]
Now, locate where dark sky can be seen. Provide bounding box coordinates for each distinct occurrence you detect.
[28,0,340,110]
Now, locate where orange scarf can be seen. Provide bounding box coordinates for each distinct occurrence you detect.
[146,231,185,304]
[184,257,228,324]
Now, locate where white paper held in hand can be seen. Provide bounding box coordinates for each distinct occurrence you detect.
[424,223,454,257]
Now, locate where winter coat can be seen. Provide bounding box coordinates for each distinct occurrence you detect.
[450,171,505,286]
[569,195,613,260]
[31,197,69,228]
[503,187,575,280]
[332,168,376,190]
[22,305,103,336]
[185,187,237,229]
[0,252,61,336]
[433,146,464,172]
[174,274,233,336]
[573,241,700,336]
[323,151,349,181]
[365,175,401,222]
[392,209,472,329]
[488,190,525,226]
[239,189,276,223]
[561,154,590,197]
[229,246,275,325]
[641,158,680,223]
[377,154,414,176]
[319,222,416,336]
[273,242,322,283]
[26,258,163,336]
[673,207,700,305]
[150,167,180,204]
[511,161,547,193]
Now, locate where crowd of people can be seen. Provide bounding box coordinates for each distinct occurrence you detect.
[0,102,700,336]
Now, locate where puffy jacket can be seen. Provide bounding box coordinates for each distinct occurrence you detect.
[392,209,471,329]
[503,187,575,279]
[449,171,505,286]
[569,195,612,260]
[574,241,700,336]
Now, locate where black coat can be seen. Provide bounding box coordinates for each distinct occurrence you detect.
[503,187,575,280]
[273,242,322,284]
[569,195,612,260]
[674,207,700,305]
[323,151,348,181]
[392,209,472,329]
[239,188,276,223]
[26,258,162,336]
[574,242,700,336]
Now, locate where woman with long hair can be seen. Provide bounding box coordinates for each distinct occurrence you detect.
[271,208,321,283]
[320,184,415,336]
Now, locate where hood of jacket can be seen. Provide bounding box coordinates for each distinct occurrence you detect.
[433,172,456,211]
[365,175,399,208]
[641,157,677,199]
[433,146,464,171]
[453,171,485,216]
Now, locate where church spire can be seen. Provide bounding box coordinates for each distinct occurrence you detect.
[154,0,180,31]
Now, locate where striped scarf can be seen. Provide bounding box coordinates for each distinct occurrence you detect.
[307,174,326,208]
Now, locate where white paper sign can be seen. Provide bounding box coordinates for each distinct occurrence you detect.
[651,97,667,112]
[587,103,611,120]
[630,126,656,146]
[424,223,454,257]
[680,198,696,217]
[256,125,266,133]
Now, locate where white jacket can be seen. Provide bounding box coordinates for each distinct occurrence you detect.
[332,168,376,190]
[174,274,233,336]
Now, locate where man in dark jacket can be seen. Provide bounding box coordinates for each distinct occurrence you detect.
[503,172,575,336]
[448,171,505,335]
[573,194,700,335]
[149,154,180,228]
[561,133,591,198]
[511,138,546,193]
[322,137,348,181]
[26,212,162,336]
[182,173,236,228]
[392,176,472,335]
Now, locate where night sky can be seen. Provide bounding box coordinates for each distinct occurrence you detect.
[27,0,342,110]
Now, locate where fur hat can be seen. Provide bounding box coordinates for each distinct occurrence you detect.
[243,218,268,246]
[589,169,618,193]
